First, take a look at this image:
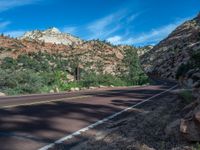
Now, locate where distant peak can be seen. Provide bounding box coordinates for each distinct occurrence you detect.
[46,27,61,33]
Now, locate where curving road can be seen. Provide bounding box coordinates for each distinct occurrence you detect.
[0,81,177,150]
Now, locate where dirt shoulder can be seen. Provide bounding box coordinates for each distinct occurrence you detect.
[52,89,198,150]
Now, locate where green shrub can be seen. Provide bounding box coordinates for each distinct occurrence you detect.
[79,72,127,87]
[179,89,193,104]
[122,48,149,85]
[0,69,44,95]
[1,57,17,70]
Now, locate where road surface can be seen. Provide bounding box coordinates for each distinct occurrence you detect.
[0,82,176,150]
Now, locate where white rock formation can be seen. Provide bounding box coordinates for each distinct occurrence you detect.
[20,27,82,45]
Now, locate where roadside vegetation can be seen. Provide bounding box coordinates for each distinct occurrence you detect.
[0,48,149,95]
[178,89,193,104]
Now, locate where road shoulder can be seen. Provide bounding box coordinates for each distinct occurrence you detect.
[51,89,193,150]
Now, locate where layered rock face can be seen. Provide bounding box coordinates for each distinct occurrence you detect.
[141,13,200,79]
[20,27,82,46]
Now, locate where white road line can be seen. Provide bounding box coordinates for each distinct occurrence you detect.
[38,85,178,150]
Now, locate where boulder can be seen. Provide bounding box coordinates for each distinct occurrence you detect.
[0,92,6,96]
[180,114,200,141]
[70,87,75,91]
[74,87,80,91]
[70,87,79,91]
[99,85,106,88]
[89,86,96,90]
[80,87,87,90]
[49,90,54,93]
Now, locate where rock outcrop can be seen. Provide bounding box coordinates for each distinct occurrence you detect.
[141,13,200,80]
[20,27,82,46]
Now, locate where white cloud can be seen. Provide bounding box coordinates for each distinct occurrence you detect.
[129,24,180,44]
[128,18,189,45]
[107,36,122,45]
[0,21,11,29]
[62,26,77,34]
[88,14,118,39]
[87,10,129,39]
[108,17,190,46]
[0,0,42,12]
[4,30,25,37]
[127,13,140,23]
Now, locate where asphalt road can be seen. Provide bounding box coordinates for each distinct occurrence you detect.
[0,82,177,150]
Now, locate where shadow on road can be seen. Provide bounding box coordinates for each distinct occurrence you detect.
[0,84,173,150]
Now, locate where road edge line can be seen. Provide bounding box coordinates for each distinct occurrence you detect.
[38,84,178,150]
[1,95,92,109]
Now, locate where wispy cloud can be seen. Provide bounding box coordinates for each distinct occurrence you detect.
[107,17,190,46]
[87,12,121,39]
[107,35,122,45]
[0,19,25,37]
[4,30,25,37]
[128,18,189,45]
[0,0,42,12]
[127,13,140,23]
[62,26,77,34]
[87,10,139,39]
[0,21,11,29]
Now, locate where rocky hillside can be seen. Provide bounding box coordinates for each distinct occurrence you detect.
[141,13,200,79]
[20,27,82,46]
[0,31,150,95]
[0,35,133,75]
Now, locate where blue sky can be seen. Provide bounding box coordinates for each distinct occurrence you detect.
[0,0,199,46]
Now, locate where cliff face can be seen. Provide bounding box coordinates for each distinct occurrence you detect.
[141,13,200,79]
